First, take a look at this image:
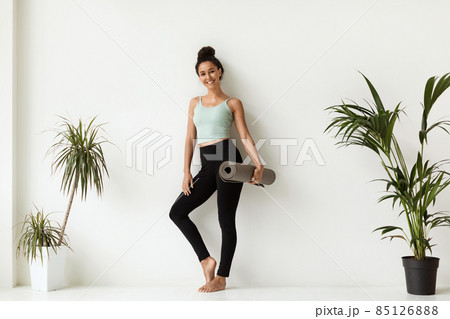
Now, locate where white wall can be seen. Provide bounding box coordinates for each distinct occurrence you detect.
[0,0,16,288]
[12,0,450,289]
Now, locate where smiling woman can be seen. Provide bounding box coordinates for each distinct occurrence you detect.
[168,45,265,293]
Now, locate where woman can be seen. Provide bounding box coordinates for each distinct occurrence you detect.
[169,46,264,293]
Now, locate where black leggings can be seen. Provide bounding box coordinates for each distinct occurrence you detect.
[169,138,244,277]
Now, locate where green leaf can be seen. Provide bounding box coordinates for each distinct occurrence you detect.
[358,71,384,111]
[373,226,404,235]
[381,235,408,243]
[423,76,436,114]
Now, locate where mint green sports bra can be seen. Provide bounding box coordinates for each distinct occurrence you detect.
[193,96,234,145]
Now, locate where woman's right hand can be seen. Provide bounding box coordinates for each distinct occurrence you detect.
[182,172,194,196]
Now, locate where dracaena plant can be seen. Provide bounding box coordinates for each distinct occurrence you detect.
[325,72,450,260]
[16,204,72,265]
[44,115,111,245]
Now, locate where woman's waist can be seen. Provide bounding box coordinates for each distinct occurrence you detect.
[199,137,231,148]
[199,138,242,162]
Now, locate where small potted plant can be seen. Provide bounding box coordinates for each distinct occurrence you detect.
[16,204,72,291]
[325,72,450,295]
[45,115,111,246]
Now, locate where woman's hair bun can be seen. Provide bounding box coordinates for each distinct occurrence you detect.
[198,46,215,59]
[195,46,224,79]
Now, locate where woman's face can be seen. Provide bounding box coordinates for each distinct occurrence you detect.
[198,61,222,88]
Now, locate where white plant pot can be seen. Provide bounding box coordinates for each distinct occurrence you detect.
[28,246,68,291]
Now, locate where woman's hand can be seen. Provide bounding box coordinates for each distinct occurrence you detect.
[248,165,264,185]
[182,172,194,196]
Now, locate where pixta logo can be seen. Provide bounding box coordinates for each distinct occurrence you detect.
[126,128,172,175]
[239,138,325,166]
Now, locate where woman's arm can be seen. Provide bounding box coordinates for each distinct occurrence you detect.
[182,98,198,195]
[229,98,264,184]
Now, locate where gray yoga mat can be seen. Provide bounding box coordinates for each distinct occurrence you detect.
[219,161,276,187]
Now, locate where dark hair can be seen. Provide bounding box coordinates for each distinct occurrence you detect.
[195,46,224,80]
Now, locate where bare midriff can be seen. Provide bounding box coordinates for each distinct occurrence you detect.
[199,137,230,148]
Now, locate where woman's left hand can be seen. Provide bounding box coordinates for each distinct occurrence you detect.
[248,166,264,185]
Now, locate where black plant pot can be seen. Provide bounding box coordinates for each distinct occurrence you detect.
[402,256,439,295]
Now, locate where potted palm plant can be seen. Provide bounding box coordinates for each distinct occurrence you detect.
[45,115,111,246]
[325,72,450,295]
[16,204,72,291]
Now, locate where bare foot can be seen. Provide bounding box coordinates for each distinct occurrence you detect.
[200,257,216,284]
[198,275,226,293]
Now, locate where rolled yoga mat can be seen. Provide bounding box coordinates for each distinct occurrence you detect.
[218,161,276,186]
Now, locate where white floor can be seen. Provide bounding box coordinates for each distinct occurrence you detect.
[1,285,450,301]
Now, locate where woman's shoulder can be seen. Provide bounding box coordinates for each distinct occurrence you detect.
[188,96,201,109]
[190,96,201,104]
[227,97,243,112]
